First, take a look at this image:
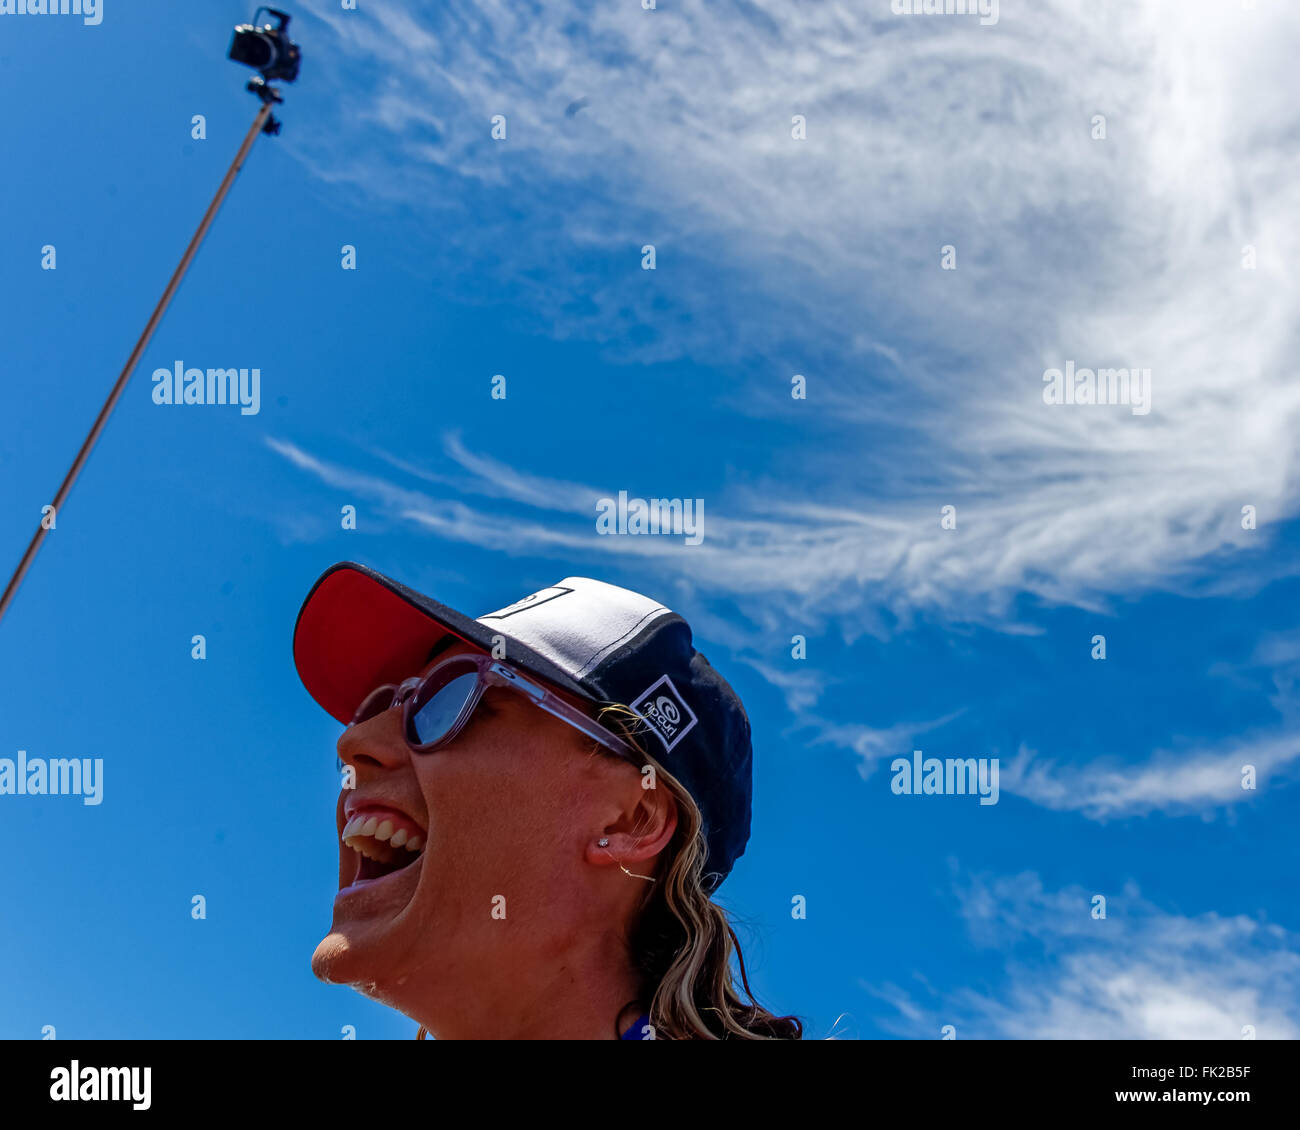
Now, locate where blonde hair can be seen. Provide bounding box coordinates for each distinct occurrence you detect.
[599,704,802,1040]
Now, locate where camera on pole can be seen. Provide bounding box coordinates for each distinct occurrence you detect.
[229,8,301,82]
[229,8,302,134]
[0,9,306,627]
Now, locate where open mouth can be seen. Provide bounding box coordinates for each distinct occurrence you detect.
[342,808,426,884]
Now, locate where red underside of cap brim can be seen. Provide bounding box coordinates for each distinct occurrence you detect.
[293,565,479,724]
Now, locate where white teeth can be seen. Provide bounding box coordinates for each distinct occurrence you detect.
[341,812,426,859]
[349,837,387,862]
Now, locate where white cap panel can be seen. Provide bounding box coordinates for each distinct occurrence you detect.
[477,576,672,679]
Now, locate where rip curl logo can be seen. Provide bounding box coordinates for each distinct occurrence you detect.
[480,586,573,620]
[631,675,697,753]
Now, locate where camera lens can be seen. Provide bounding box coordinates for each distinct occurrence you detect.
[235,31,275,70]
[229,27,280,74]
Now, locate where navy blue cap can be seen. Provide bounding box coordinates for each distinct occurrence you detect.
[293,563,753,890]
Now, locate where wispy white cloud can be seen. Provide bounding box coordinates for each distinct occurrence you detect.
[868,871,1300,1038]
[1001,734,1300,819]
[285,0,1300,624]
[810,713,968,779]
[1210,629,1300,724]
[267,436,612,556]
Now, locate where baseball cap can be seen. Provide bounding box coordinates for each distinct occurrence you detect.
[293,562,753,890]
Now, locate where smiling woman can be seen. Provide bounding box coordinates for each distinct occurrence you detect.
[293,560,802,1040]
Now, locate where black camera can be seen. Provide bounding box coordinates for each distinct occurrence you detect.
[229,8,301,83]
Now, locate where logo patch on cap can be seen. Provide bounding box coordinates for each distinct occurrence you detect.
[480,586,573,619]
[631,675,698,753]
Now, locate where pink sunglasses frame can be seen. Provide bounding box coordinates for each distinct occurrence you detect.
[348,651,642,764]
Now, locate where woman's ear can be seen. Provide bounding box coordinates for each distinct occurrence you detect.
[585,778,678,869]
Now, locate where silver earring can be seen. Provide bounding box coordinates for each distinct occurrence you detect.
[598,838,610,847]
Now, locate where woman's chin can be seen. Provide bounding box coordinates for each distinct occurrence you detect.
[311,929,371,985]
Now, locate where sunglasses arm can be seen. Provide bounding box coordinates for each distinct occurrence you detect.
[485,663,642,764]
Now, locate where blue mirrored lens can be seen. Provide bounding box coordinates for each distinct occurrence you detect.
[411,671,479,747]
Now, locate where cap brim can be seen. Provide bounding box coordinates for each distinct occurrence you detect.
[293,562,592,723]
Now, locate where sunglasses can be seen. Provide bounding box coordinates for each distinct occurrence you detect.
[348,651,642,764]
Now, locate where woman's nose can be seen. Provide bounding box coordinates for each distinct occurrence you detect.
[337,704,411,772]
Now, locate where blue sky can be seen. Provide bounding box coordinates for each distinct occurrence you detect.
[1,0,1298,1039]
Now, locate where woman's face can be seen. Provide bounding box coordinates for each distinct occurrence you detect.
[310,641,653,1016]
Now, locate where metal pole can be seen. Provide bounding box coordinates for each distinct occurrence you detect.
[0,99,275,626]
